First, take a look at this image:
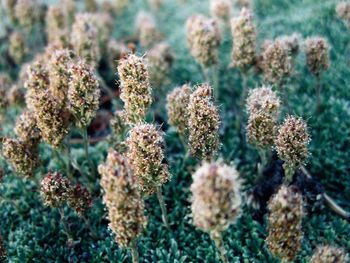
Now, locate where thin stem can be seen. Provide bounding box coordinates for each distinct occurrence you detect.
[130,238,140,263]
[81,126,95,178]
[156,186,171,231]
[210,231,229,263]
[212,64,220,101]
[201,65,210,84]
[58,207,70,238]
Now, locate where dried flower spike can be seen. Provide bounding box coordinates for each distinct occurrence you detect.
[40,171,73,208]
[275,116,310,182]
[127,124,170,195]
[14,110,41,148]
[68,59,100,128]
[166,84,192,137]
[46,5,70,47]
[2,138,39,177]
[277,33,301,57]
[146,42,173,87]
[135,12,162,49]
[266,185,304,262]
[230,8,257,70]
[305,37,329,76]
[188,84,220,160]
[261,40,292,85]
[246,85,281,116]
[117,54,152,125]
[186,14,221,67]
[98,150,147,248]
[210,0,232,21]
[310,245,349,263]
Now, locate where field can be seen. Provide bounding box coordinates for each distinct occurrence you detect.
[0,0,349,262]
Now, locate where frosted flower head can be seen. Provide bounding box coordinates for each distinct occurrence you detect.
[127,124,170,195]
[117,54,152,125]
[146,42,173,87]
[135,12,162,49]
[9,31,27,65]
[305,37,330,76]
[310,245,349,263]
[261,40,292,85]
[186,14,221,67]
[71,13,100,67]
[40,171,73,208]
[191,161,241,234]
[188,84,220,160]
[246,85,281,116]
[166,84,192,136]
[14,110,41,148]
[98,150,147,247]
[68,59,100,128]
[266,185,304,262]
[210,0,232,21]
[230,8,257,70]
[275,116,310,169]
[2,138,39,177]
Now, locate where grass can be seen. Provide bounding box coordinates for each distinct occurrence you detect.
[0,0,349,262]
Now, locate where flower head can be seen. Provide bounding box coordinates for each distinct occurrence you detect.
[188,84,220,160]
[135,12,162,49]
[246,85,280,116]
[305,37,329,76]
[14,110,41,148]
[277,33,301,57]
[98,150,147,247]
[266,185,304,262]
[127,124,170,195]
[46,5,70,46]
[210,0,232,21]
[191,161,241,234]
[310,245,349,263]
[67,183,92,216]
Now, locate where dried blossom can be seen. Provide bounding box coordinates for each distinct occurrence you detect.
[98,150,147,247]
[188,84,220,160]
[186,14,221,67]
[191,161,241,234]
[246,85,281,116]
[14,110,41,148]
[230,8,257,70]
[117,54,152,124]
[305,37,330,76]
[14,0,39,31]
[266,185,304,262]
[135,12,162,49]
[277,33,301,57]
[127,124,170,195]
[0,74,11,110]
[46,5,70,47]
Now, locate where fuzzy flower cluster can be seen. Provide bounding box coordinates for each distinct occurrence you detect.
[71,13,100,67]
[210,0,232,21]
[191,161,241,234]
[166,84,192,137]
[277,33,301,57]
[266,185,304,262]
[46,5,69,47]
[9,31,27,65]
[98,150,147,247]
[188,84,220,160]
[231,8,257,70]
[127,124,170,195]
[261,40,292,85]
[14,0,39,31]
[2,138,39,177]
[68,59,100,128]
[14,110,41,148]
[310,245,349,263]
[107,39,130,70]
[147,42,173,87]
[246,85,281,116]
[275,116,310,169]
[305,37,329,76]
[135,12,162,49]
[336,2,350,28]
[186,14,221,67]
[48,49,73,106]
[118,54,152,124]
[40,171,92,215]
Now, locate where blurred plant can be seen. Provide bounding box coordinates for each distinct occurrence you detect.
[277,33,301,58]
[127,124,171,230]
[186,14,221,81]
[71,13,100,68]
[210,0,232,21]
[304,37,329,113]
[85,0,98,12]
[90,12,114,51]
[67,183,92,216]
[3,0,17,23]
[266,185,303,262]
[191,161,241,263]
[0,74,11,113]
[45,5,70,47]
[148,0,164,10]
[14,110,41,149]
[98,150,147,262]
[188,84,220,160]
[135,11,162,49]
[107,39,130,70]
[166,84,192,143]
[117,54,152,125]
[336,2,350,29]
[310,245,349,263]
[275,116,310,184]
[9,31,27,65]
[2,137,39,177]
[232,0,251,8]
[110,110,127,145]
[14,0,40,32]
[146,42,173,88]
[113,0,130,14]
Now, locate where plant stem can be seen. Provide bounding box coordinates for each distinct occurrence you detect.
[156,186,171,231]
[210,231,229,263]
[130,238,139,263]
[281,83,291,114]
[58,207,70,238]
[236,70,248,137]
[81,126,95,178]
[212,64,219,101]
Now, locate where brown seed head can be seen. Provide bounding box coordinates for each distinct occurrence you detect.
[305,37,329,76]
